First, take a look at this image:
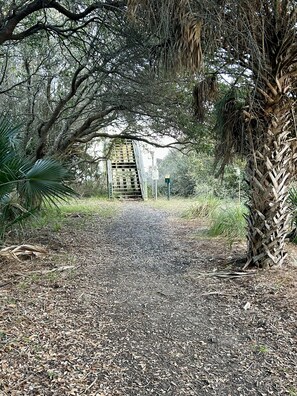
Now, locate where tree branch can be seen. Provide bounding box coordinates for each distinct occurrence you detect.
[0,0,125,44]
[74,131,190,149]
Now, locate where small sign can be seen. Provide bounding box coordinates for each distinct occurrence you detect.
[152,166,159,180]
[165,174,170,184]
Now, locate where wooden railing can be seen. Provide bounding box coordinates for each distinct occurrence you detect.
[132,141,147,200]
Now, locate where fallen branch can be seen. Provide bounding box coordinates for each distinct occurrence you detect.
[212,271,256,278]
[83,378,98,394]
[199,291,236,296]
[0,244,48,261]
[0,281,13,288]
[28,265,76,275]
[191,271,256,279]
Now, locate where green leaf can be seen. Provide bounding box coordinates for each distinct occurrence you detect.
[20,159,76,207]
[25,159,69,181]
[0,117,76,238]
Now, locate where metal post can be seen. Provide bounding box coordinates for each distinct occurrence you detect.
[151,150,160,201]
[106,160,113,199]
[143,179,148,200]
[165,175,171,200]
[151,150,155,199]
[167,181,171,200]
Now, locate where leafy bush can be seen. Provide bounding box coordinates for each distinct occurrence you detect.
[73,178,108,198]
[0,117,75,240]
[157,150,246,200]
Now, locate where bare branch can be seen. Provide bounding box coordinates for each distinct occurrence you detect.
[74,131,191,149]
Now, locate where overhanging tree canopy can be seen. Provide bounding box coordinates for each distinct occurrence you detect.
[128,0,297,268]
[0,1,201,160]
[1,1,297,268]
[0,1,125,44]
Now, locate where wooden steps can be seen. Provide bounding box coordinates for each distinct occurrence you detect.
[107,139,143,200]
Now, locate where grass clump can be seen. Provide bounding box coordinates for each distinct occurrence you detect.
[183,196,221,219]
[208,203,247,243]
[57,198,117,217]
[182,195,247,245]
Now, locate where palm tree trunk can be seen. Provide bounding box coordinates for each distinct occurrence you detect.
[246,97,294,268]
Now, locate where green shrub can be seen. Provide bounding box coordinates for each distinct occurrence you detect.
[0,117,75,240]
[71,178,108,198]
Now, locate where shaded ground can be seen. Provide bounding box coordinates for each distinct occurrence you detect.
[0,201,296,395]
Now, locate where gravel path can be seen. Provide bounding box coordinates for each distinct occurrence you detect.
[0,201,296,395]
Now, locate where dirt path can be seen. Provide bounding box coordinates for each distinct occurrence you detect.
[0,201,296,395]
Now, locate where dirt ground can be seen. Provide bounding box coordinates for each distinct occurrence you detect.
[0,201,296,396]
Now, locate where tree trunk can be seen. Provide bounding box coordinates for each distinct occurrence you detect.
[246,95,294,268]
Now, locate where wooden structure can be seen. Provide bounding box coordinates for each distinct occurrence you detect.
[107,139,146,200]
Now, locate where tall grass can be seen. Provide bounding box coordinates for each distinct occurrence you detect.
[208,204,247,243]
[57,197,116,216]
[183,196,221,219]
[183,195,247,245]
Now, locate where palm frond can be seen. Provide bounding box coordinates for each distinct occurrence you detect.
[25,159,69,181]
[214,89,246,175]
[0,117,20,167]
[0,157,24,196]
[128,0,203,71]
[193,75,218,122]
[20,159,75,207]
[0,117,76,238]
[0,193,36,238]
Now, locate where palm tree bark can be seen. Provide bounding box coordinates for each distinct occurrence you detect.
[127,0,297,268]
[245,81,295,268]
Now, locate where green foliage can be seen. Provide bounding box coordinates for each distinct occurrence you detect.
[57,198,115,217]
[158,152,197,197]
[158,150,209,197]
[180,194,247,244]
[68,141,109,198]
[182,194,247,243]
[28,208,65,233]
[158,150,246,199]
[0,117,75,240]
[183,196,221,218]
[20,158,74,206]
[288,388,297,396]
[182,196,247,244]
[208,203,247,244]
[73,179,108,198]
[28,198,117,231]
[253,344,269,354]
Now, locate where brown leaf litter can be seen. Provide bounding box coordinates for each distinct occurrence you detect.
[0,201,296,395]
